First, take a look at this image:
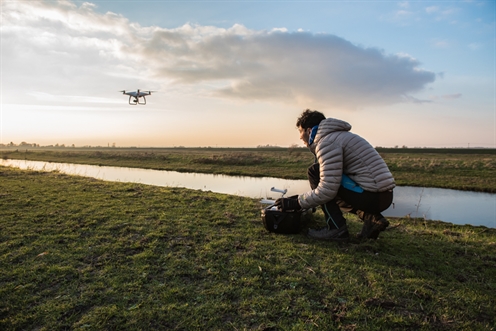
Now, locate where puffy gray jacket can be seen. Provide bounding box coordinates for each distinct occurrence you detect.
[298,118,395,209]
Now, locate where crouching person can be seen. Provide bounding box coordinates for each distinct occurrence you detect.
[275,109,395,241]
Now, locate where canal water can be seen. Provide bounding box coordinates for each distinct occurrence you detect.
[1,159,495,228]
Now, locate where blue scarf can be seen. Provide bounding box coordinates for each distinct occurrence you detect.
[308,125,319,145]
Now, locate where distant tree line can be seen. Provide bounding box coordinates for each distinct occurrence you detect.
[1,142,41,147]
[0,142,74,148]
[0,142,119,148]
[375,147,495,155]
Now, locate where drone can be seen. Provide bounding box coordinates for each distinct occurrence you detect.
[119,89,155,105]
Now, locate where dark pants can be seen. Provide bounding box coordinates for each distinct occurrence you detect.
[308,163,393,229]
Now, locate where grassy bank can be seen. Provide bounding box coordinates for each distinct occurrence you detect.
[2,147,495,192]
[1,166,495,330]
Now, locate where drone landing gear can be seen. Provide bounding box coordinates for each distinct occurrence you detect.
[128,96,146,105]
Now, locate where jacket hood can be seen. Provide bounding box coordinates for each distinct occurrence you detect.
[310,118,352,151]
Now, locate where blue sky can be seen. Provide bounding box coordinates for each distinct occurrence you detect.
[1,0,495,147]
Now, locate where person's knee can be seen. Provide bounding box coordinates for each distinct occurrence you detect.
[378,191,393,211]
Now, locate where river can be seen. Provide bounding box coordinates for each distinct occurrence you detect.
[1,159,494,228]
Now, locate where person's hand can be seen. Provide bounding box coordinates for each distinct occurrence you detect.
[274,197,301,211]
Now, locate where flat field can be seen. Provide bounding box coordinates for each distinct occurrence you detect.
[1,166,495,330]
[2,147,495,192]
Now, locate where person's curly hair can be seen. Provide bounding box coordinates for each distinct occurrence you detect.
[296,109,326,129]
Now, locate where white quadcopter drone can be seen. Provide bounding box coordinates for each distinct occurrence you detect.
[119,89,155,105]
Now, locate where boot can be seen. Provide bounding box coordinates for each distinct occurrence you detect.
[308,225,349,241]
[308,200,349,241]
[357,215,389,240]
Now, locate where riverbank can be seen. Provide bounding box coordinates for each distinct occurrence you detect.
[1,166,495,330]
[2,147,495,192]
[2,158,495,228]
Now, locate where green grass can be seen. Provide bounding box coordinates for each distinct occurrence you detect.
[381,152,496,192]
[1,166,495,330]
[2,147,496,192]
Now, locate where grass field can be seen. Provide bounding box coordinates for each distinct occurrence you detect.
[2,147,495,192]
[1,166,495,330]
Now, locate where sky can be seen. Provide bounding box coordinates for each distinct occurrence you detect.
[1,0,495,148]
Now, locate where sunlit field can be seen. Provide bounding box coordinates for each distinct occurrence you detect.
[2,147,495,192]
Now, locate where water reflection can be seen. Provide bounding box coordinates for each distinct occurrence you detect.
[1,159,495,228]
[383,186,495,228]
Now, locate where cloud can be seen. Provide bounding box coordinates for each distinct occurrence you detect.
[28,91,121,104]
[425,5,460,22]
[402,95,432,104]
[3,0,436,110]
[126,25,436,109]
[443,93,462,100]
[468,42,482,50]
[425,6,439,14]
[432,93,462,101]
[431,39,451,49]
